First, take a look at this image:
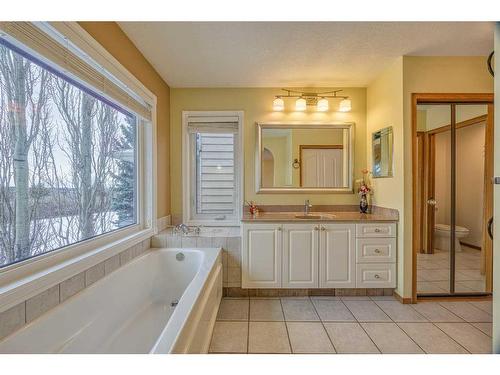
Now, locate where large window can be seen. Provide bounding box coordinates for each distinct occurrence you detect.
[183,113,242,226]
[0,35,138,268]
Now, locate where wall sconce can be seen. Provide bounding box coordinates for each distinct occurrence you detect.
[272,97,284,111]
[272,89,351,113]
[295,98,307,111]
[339,98,352,112]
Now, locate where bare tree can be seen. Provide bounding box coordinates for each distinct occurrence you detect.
[53,80,120,241]
[0,45,50,262]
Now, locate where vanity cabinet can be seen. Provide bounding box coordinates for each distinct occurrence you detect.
[319,224,356,288]
[242,221,397,289]
[241,224,282,288]
[282,224,319,288]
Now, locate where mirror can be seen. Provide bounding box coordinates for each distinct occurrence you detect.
[372,126,393,178]
[256,123,354,193]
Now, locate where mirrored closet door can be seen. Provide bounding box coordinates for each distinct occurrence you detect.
[415,102,493,297]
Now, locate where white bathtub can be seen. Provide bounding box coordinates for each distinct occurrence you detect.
[0,247,223,353]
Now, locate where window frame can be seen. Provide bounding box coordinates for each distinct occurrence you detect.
[182,111,244,227]
[0,22,157,313]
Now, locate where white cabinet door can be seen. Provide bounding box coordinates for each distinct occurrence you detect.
[319,224,356,288]
[242,224,282,288]
[282,224,319,288]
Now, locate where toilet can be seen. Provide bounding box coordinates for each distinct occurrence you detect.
[433,223,470,252]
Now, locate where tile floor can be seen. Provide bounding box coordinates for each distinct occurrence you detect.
[417,245,486,294]
[209,296,492,354]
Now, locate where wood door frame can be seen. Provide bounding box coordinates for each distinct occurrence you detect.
[299,144,343,187]
[411,93,494,303]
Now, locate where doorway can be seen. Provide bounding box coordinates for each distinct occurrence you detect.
[412,94,494,301]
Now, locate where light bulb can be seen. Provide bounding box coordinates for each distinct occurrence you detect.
[272,97,284,111]
[339,98,352,112]
[317,98,329,112]
[295,98,307,111]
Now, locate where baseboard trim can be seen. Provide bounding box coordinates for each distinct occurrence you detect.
[394,291,413,304]
[223,287,395,298]
[460,241,481,250]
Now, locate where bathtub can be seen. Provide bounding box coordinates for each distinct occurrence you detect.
[0,247,223,353]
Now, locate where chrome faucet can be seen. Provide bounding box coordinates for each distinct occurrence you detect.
[304,199,313,215]
[173,223,201,236]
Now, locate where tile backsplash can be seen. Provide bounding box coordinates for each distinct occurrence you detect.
[0,238,151,341]
[151,230,242,289]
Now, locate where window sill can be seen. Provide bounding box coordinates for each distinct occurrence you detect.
[0,227,153,313]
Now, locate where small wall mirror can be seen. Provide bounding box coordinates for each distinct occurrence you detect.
[256,123,354,193]
[372,126,394,178]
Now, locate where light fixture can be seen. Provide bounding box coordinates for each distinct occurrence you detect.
[272,97,284,111]
[339,98,352,112]
[295,97,307,111]
[272,89,351,113]
[317,97,329,112]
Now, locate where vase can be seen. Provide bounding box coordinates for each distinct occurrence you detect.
[359,193,369,213]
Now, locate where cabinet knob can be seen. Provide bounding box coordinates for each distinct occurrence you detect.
[374,274,380,279]
[320,227,326,231]
[374,248,381,254]
[374,228,381,233]
[314,226,319,231]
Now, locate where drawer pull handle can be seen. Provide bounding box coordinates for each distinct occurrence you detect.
[374,274,380,279]
[320,227,326,231]
[374,228,381,233]
[374,248,381,254]
[314,226,319,231]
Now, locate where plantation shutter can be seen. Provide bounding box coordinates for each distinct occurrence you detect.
[188,120,238,220]
[0,22,152,120]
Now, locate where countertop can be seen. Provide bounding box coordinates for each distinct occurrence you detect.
[241,210,398,223]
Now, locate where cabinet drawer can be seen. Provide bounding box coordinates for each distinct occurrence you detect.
[356,238,396,263]
[356,223,396,238]
[356,263,396,288]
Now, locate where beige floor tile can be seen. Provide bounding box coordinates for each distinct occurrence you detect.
[374,301,427,322]
[398,323,467,354]
[411,302,463,322]
[217,298,249,321]
[468,301,492,315]
[435,323,492,354]
[250,299,284,321]
[281,298,319,321]
[324,323,379,354]
[471,322,492,337]
[439,301,492,322]
[310,296,341,300]
[361,323,423,354]
[209,321,248,353]
[248,322,291,353]
[343,300,391,322]
[312,299,356,322]
[370,296,397,301]
[286,322,335,353]
[340,296,372,301]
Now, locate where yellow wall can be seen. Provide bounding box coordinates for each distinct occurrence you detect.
[367,56,493,299]
[170,88,367,220]
[78,22,171,219]
[402,56,493,298]
[366,57,405,295]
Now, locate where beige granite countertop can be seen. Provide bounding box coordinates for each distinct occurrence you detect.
[241,210,398,223]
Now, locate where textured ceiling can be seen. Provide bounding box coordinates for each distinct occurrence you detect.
[118,22,494,87]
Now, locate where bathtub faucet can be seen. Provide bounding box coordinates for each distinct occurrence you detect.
[173,223,201,236]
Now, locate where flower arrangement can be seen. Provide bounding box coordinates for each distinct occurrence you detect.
[245,201,259,216]
[355,169,373,213]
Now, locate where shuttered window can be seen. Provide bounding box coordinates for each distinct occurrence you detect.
[184,116,241,225]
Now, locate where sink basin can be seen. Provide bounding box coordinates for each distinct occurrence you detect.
[295,215,322,219]
[294,214,336,220]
